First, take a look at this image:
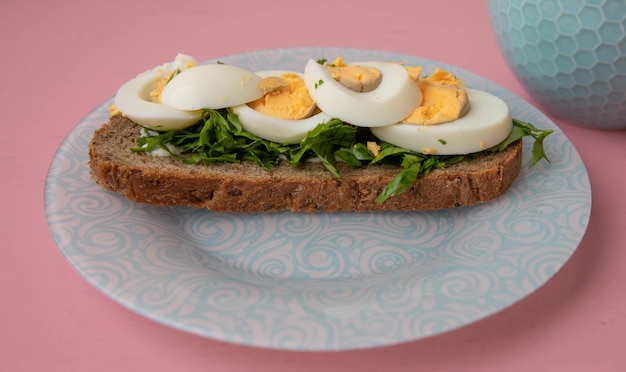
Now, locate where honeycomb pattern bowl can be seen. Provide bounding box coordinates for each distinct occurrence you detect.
[487,0,626,130]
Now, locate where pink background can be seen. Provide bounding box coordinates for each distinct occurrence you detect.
[2,0,625,371]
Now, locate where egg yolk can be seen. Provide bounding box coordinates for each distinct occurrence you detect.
[402,67,469,126]
[326,64,382,93]
[321,57,383,93]
[366,141,381,156]
[150,70,180,104]
[248,73,316,120]
[149,60,198,104]
[405,66,423,82]
[108,104,121,116]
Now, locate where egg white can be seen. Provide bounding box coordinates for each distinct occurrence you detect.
[370,88,513,155]
[161,64,264,111]
[303,59,422,127]
[230,70,333,144]
[113,69,203,131]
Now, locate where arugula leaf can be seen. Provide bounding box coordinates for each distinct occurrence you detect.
[198,112,215,146]
[492,119,553,167]
[334,149,363,167]
[530,132,551,168]
[374,152,451,204]
[351,143,376,161]
[376,167,420,204]
[289,119,356,178]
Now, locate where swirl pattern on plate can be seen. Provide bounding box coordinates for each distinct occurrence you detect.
[44,47,591,351]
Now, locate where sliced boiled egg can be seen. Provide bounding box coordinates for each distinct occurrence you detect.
[113,54,203,131]
[370,88,513,155]
[230,70,333,144]
[303,59,421,127]
[402,67,470,126]
[161,64,264,111]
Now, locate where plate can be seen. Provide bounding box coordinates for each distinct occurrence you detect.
[44,47,591,351]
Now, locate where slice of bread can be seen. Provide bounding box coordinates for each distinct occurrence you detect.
[88,115,522,213]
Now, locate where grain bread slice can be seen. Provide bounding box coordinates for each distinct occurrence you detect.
[88,115,522,213]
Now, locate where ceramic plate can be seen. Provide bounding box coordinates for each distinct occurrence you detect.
[44,47,591,351]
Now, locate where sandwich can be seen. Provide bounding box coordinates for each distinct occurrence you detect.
[88,54,552,213]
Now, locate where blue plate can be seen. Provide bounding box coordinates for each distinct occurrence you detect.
[44,47,591,350]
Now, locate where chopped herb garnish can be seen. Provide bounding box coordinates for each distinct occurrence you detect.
[314,79,324,89]
[438,139,447,145]
[166,69,181,83]
[316,58,335,67]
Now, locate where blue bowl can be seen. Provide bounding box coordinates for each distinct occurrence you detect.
[487,0,626,130]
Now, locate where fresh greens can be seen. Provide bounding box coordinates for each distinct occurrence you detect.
[288,119,356,179]
[496,118,553,168]
[134,109,292,168]
[373,119,553,203]
[132,110,553,204]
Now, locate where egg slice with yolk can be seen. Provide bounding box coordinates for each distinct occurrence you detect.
[370,88,513,155]
[161,64,264,111]
[113,54,203,131]
[303,59,422,127]
[248,72,317,120]
[230,70,333,144]
[402,67,469,126]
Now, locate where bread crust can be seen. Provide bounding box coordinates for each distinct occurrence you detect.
[88,115,522,213]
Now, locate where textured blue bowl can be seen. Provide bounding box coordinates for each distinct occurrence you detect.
[487,0,626,130]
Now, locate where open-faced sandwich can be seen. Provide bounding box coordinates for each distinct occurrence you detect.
[88,54,552,213]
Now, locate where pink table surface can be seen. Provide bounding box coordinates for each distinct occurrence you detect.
[2,0,625,371]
